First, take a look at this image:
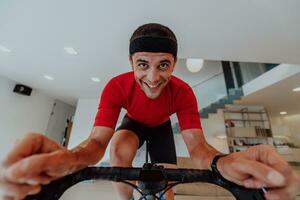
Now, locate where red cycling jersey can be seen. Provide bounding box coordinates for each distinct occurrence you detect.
[94,72,202,131]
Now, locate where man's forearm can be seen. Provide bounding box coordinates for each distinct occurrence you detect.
[71,138,106,171]
[70,126,114,172]
[182,129,222,170]
[189,141,221,170]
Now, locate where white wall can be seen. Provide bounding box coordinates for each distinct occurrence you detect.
[0,75,55,160]
[68,99,99,149]
[201,109,229,154]
[283,114,300,146]
[269,113,300,147]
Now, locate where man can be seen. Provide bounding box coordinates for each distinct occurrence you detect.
[0,23,300,200]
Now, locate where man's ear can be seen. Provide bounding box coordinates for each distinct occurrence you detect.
[129,55,134,70]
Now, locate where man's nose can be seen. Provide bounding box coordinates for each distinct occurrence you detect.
[147,68,160,83]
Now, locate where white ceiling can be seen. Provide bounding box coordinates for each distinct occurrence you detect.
[0,0,300,105]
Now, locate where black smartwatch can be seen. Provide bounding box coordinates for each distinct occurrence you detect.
[211,154,227,177]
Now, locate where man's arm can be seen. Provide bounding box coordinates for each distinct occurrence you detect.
[70,126,114,171]
[181,128,220,169]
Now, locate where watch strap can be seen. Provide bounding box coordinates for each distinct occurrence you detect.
[211,154,227,176]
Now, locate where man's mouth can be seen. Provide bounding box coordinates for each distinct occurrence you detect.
[143,82,162,89]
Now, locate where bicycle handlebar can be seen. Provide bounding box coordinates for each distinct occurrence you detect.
[24,166,265,200]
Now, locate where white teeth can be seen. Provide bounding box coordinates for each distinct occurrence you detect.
[149,84,158,88]
[145,82,160,88]
[148,84,160,88]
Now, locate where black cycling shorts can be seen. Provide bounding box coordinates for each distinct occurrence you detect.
[116,114,177,165]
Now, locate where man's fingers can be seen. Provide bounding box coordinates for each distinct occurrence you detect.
[3,133,61,166]
[247,145,292,177]
[265,186,298,200]
[29,174,54,185]
[232,159,285,187]
[18,174,53,186]
[264,171,300,200]
[2,197,13,200]
[5,154,52,183]
[243,178,267,188]
[218,160,246,185]
[1,197,14,200]
[4,150,72,184]
[0,181,41,199]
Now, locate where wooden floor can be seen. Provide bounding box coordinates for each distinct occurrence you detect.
[61,180,118,200]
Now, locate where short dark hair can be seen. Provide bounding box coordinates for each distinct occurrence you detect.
[130,23,177,43]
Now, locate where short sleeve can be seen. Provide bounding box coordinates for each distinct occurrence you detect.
[93,78,124,129]
[175,84,202,131]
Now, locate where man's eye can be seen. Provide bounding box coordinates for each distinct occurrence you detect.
[138,63,148,69]
[159,63,169,70]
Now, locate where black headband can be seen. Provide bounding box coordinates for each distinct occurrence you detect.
[129,36,177,57]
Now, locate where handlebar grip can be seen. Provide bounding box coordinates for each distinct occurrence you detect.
[25,167,265,200]
[24,167,140,200]
[164,168,265,200]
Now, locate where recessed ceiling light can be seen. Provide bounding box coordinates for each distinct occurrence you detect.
[44,75,54,80]
[91,77,101,82]
[64,47,78,55]
[293,87,300,92]
[0,44,11,53]
[280,111,287,115]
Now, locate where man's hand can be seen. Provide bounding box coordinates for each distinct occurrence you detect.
[0,133,77,199]
[217,144,300,200]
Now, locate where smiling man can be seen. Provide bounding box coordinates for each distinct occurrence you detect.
[93,25,202,199]
[0,23,299,200]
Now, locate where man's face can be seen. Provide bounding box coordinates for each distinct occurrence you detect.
[130,52,176,99]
